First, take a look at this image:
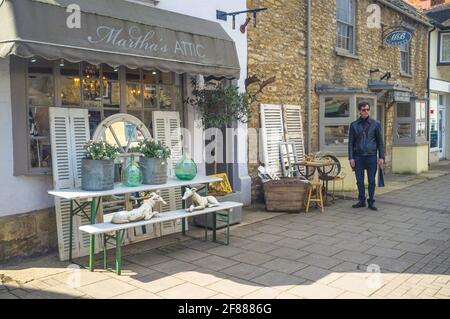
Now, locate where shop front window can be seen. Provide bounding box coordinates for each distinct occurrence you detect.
[325,96,350,118]
[397,123,412,139]
[27,58,53,170]
[430,94,438,149]
[82,63,101,108]
[324,125,349,147]
[18,56,184,175]
[60,61,81,106]
[394,100,427,145]
[102,65,120,108]
[320,94,377,155]
[126,69,143,121]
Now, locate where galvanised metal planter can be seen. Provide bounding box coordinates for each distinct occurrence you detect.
[140,158,168,185]
[81,159,114,191]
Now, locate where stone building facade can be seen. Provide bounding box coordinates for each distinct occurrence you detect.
[248,0,430,202]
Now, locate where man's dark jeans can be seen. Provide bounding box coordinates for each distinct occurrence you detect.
[354,155,377,205]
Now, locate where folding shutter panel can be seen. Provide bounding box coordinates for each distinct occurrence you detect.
[152,111,183,210]
[68,109,99,257]
[153,111,184,236]
[69,109,91,188]
[50,108,100,261]
[260,104,284,177]
[49,108,74,190]
[283,105,306,163]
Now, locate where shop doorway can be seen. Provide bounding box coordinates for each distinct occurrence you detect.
[439,106,446,159]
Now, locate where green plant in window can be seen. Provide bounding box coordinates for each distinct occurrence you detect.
[84,140,118,160]
[138,138,171,160]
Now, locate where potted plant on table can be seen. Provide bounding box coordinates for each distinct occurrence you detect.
[138,139,171,185]
[81,141,118,191]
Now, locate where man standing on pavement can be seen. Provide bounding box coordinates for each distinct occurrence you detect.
[348,101,385,211]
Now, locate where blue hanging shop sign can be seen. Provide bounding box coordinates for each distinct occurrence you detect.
[384,30,413,47]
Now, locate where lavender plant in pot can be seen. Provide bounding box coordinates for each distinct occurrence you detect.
[139,139,171,185]
[81,141,118,191]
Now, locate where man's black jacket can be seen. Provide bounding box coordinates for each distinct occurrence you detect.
[348,116,385,160]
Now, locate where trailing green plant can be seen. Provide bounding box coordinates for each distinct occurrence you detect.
[84,141,118,161]
[138,139,171,160]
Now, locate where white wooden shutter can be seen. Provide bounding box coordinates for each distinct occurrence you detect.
[50,108,99,261]
[49,108,74,189]
[153,111,183,210]
[283,105,306,163]
[260,104,284,176]
[153,111,184,236]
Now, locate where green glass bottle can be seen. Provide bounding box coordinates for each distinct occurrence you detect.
[123,155,143,187]
[175,155,197,181]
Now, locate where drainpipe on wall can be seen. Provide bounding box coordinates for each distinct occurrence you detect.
[427,25,436,168]
[306,0,312,154]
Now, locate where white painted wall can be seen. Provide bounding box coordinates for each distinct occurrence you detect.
[430,31,450,83]
[0,58,54,217]
[429,30,450,161]
[157,0,251,204]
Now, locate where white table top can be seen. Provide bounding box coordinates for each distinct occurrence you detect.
[48,175,222,200]
[79,201,243,235]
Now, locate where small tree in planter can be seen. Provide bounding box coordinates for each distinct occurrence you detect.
[138,139,171,185]
[82,141,118,191]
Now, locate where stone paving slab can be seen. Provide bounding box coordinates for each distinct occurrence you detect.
[2,165,450,299]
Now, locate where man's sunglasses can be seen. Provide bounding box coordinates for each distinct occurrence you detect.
[360,108,370,112]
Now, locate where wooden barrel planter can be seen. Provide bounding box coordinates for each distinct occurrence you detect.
[263,178,308,212]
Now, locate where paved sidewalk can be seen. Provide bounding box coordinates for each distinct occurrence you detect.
[1,162,450,299]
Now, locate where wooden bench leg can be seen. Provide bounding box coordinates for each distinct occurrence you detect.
[226,209,231,246]
[103,234,107,270]
[89,198,98,272]
[115,230,125,275]
[212,212,217,242]
[204,214,208,241]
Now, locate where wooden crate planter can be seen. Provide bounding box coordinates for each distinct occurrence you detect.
[263,178,308,212]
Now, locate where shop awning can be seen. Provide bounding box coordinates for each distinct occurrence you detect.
[0,0,240,78]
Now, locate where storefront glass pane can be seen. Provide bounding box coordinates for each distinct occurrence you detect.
[29,106,50,137]
[324,96,350,118]
[60,61,81,106]
[397,123,412,139]
[416,121,426,138]
[397,103,411,118]
[415,101,426,121]
[126,69,142,110]
[30,137,51,168]
[324,125,349,146]
[158,85,173,110]
[102,65,120,108]
[88,110,102,138]
[144,84,157,109]
[430,94,439,148]
[161,72,173,85]
[82,63,101,108]
[28,58,54,106]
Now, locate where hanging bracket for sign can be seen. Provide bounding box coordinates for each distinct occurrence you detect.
[216,8,267,31]
[381,24,414,47]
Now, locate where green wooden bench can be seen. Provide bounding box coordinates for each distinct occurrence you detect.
[79,201,243,275]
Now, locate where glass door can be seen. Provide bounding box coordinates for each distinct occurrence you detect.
[438,107,446,159]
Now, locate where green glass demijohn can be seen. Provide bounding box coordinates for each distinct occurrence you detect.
[123,155,143,187]
[175,154,197,181]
